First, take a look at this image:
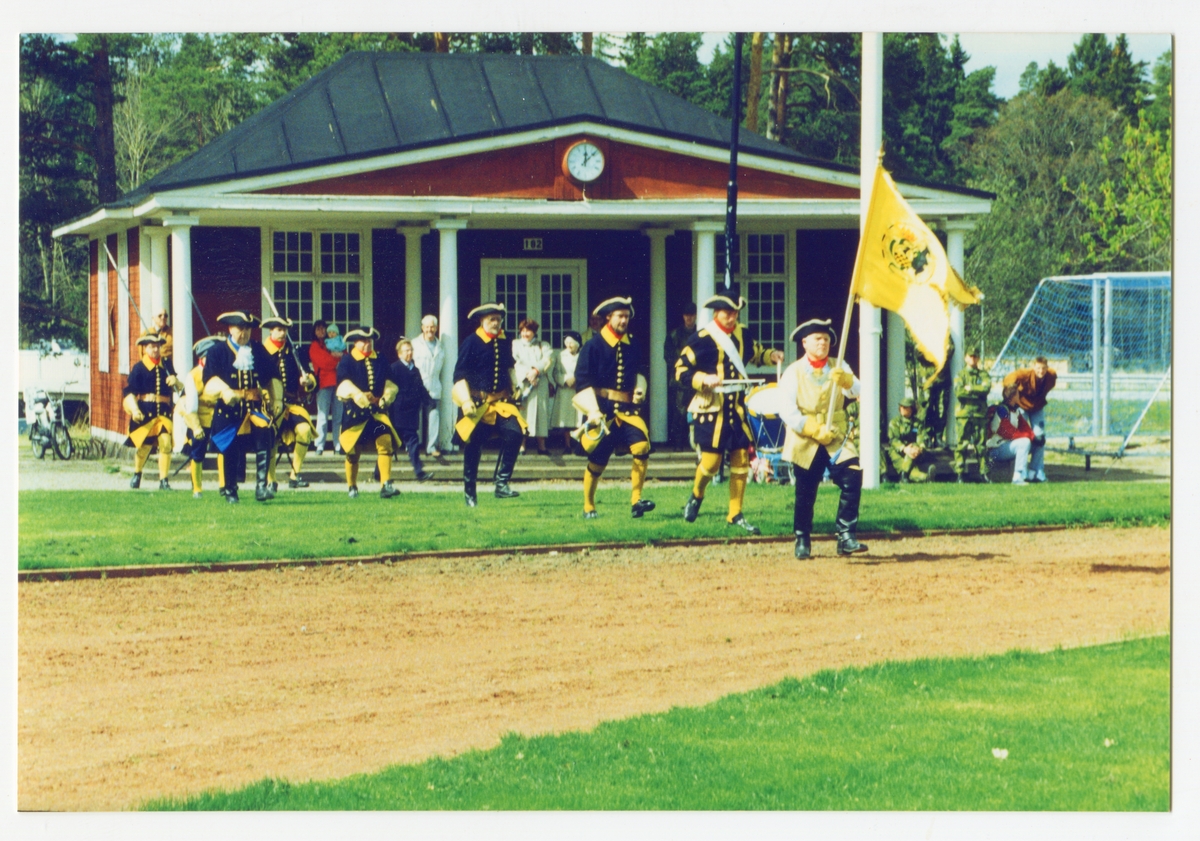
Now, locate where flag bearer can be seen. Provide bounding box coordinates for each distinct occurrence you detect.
[261,316,317,492]
[336,326,401,499]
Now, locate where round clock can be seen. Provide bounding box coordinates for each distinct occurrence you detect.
[564,140,605,183]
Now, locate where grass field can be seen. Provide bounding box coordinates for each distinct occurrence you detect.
[17,481,1170,571]
[145,635,1170,811]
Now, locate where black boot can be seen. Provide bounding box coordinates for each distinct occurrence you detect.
[494,433,521,499]
[794,531,811,559]
[288,475,309,488]
[834,464,866,555]
[159,478,171,491]
[463,438,481,507]
[255,451,273,501]
[631,499,656,518]
[129,472,142,489]
[682,494,703,522]
[836,532,868,555]
[380,480,399,499]
[728,514,761,535]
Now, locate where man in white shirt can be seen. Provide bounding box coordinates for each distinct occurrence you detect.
[411,314,446,457]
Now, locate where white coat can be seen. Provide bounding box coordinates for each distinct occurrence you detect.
[410,334,445,401]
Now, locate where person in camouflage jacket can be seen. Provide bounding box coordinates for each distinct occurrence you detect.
[952,348,992,482]
[887,397,937,482]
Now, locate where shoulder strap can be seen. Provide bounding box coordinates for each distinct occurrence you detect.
[706,326,749,379]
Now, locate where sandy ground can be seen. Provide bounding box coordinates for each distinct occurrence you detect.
[17,526,1169,811]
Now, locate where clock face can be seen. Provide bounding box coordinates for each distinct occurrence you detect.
[565,141,605,183]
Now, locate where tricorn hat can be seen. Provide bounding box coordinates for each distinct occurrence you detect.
[790,318,837,346]
[135,332,167,346]
[468,302,506,320]
[344,326,381,343]
[192,335,222,358]
[593,296,635,319]
[261,315,293,331]
[703,294,745,313]
[217,310,259,327]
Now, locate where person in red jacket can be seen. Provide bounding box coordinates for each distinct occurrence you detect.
[309,319,343,455]
[985,384,1039,485]
[1002,356,1056,482]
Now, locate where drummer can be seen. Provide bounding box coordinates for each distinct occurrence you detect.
[674,292,784,534]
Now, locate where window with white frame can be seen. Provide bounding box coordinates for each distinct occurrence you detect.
[714,233,790,357]
[483,260,586,349]
[495,273,529,337]
[539,272,575,349]
[271,230,362,342]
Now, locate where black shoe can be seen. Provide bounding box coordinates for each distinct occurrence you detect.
[899,473,910,484]
[226,489,240,504]
[794,532,811,559]
[416,471,433,482]
[583,510,598,519]
[269,481,279,494]
[682,494,703,523]
[218,487,229,499]
[288,475,309,489]
[129,473,142,489]
[836,534,868,555]
[631,499,656,518]
[728,514,761,535]
[495,484,520,499]
[348,485,359,499]
[380,481,399,499]
[158,478,171,491]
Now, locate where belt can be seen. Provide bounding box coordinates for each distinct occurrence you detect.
[598,389,632,403]
[470,389,512,404]
[233,389,263,401]
[136,394,171,403]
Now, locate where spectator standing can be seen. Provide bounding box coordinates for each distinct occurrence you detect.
[986,384,1040,485]
[1002,356,1056,483]
[513,319,554,455]
[663,302,698,449]
[151,309,174,361]
[411,314,446,457]
[389,338,434,482]
[550,331,583,450]
[952,347,991,482]
[308,320,343,455]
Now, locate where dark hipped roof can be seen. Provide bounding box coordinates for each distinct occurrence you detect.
[113,51,993,207]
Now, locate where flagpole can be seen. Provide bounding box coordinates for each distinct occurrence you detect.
[724,32,744,292]
[828,157,876,427]
[856,31,884,490]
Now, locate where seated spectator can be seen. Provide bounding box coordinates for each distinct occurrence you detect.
[985,384,1042,485]
[1002,356,1056,483]
[550,331,583,451]
[886,397,937,482]
[388,338,434,482]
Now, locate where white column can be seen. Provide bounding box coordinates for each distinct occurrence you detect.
[144,226,170,321]
[944,220,972,446]
[164,214,199,374]
[434,217,467,451]
[137,230,153,326]
[645,227,671,443]
[97,238,109,373]
[691,221,723,328]
[858,31,883,490]
[400,225,429,338]
[886,311,905,416]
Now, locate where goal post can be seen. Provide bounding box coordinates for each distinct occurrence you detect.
[990,272,1171,446]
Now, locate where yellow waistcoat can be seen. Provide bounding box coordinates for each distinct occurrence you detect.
[781,363,857,470]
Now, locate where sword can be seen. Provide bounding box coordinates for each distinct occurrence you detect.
[261,286,315,385]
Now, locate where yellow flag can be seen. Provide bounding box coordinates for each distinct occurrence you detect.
[850,162,982,374]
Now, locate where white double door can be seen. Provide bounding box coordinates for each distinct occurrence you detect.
[481,259,587,350]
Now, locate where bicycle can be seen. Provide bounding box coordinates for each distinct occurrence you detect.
[27,380,76,461]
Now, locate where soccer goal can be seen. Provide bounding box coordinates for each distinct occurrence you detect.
[990,272,1171,455]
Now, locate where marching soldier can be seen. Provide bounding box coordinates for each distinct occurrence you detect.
[572,297,654,519]
[202,311,282,503]
[886,397,937,483]
[336,326,402,498]
[175,335,223,498]
[778,318,866,559]
[952,346,992,482]
[123,332,181,490]
[261,316,317,492]
[674,293,783,534]
[450,302,527,507]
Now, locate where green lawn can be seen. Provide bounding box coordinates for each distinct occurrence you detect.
[145,635,1170,811]
[18,480,1169,571]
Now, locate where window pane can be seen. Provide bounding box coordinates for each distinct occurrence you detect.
[301,254,312,273]
[287,254,298,273]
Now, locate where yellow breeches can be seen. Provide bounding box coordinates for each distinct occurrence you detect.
[344,434,393,486]
[135,431,174,478]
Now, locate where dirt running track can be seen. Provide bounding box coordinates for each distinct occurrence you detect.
[18,526,1170,811]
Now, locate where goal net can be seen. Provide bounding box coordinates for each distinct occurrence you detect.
[989,272,1171,446]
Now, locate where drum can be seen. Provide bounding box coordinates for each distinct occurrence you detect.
[745,384,786,452]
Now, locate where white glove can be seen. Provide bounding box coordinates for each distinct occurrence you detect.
[586,410,604,427]
[131,408,146,423]
[353,392,373,409]
[221,388,240,406]
[461,399,477,416]
[814,425,837,446]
